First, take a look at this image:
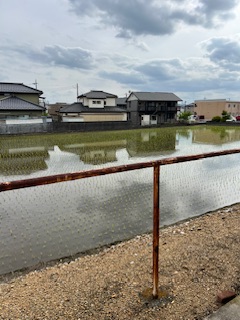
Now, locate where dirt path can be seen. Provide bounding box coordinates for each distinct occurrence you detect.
[0,204,239,319]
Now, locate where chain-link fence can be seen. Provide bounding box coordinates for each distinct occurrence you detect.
[1,149,240,289]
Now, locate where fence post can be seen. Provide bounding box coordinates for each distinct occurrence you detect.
[153,164,160,298]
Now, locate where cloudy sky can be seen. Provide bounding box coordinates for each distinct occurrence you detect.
[1,0,240,104]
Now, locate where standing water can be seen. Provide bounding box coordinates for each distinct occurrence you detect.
[1,125,240,274]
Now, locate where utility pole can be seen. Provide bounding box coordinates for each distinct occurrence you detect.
[76,83,79,100]
[33,79,38,89]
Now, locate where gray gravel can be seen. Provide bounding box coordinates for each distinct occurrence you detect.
[0,204,239,320]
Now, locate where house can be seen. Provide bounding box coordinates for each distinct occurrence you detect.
[59,90,127,122]
[47,102,70,122]
[0,82,44,105]
[126,91,182,126]
[194,99,240,121]
[0,82,46,124]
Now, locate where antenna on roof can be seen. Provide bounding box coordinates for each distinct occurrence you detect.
[33,79,38,89]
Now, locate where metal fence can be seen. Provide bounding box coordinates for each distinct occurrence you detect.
[1,148,240,298]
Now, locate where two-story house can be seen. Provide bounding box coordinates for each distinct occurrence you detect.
[126,92,182,126]
[0,82,46,124]
[59,90,127,122]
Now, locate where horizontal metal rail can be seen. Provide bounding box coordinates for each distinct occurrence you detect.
[1,149,240,192]
[1,148,240,298]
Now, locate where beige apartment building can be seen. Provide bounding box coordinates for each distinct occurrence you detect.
[194,99,240,121]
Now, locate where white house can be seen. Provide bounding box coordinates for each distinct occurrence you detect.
[59,90,127,122]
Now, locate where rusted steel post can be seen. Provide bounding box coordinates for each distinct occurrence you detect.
[153,164,160,298]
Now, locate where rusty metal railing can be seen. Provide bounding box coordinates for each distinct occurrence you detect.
[1,148,240,298]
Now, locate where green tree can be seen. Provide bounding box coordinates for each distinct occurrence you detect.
[221,110,230,122]
[178,111,192,121]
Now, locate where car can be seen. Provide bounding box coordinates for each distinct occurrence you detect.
[226,115,236,122]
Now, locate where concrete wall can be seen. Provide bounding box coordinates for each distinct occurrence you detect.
[195,100,226,120]
[81,113,127,122]
[0,121,133,135]
[6,118,49,125]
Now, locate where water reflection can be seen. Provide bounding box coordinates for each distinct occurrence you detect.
[1,126,240,275]
[60,140,127,165]
[126,130,176,157]
[1,126,240,177]
[192,127,240,145]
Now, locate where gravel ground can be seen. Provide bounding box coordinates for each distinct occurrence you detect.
[0,204,239,320]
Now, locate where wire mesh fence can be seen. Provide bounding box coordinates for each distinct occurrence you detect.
[1,149,240,281]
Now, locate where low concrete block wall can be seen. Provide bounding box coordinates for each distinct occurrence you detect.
[0,121,133,135]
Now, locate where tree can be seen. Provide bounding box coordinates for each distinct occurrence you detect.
[178,111,192,121]
[221,110,230,122]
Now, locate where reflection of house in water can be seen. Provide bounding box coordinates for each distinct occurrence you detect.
[192,127,240,145]
[126,130,176,157]
[0,146,51,175]
[60,140,127,165]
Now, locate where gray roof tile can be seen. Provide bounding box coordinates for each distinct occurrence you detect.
[116,97,127,105]
[59,103,125,113]
[0,82,43,95]
[0,96,45,111]
[129,92,182,101]
[78,90,117,99]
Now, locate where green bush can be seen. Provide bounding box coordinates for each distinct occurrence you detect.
[212,116,221,122]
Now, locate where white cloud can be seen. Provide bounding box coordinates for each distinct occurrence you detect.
[0,0,240,103]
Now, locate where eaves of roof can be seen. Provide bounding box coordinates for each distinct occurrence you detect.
[0,82,43,95]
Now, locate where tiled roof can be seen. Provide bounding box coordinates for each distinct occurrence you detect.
[116,97,127,105]
[59,103,86,113]
[78,90,117,99]
[129,92,182,101]
[0,82,43,95]
[59,103,126,113]
[0,96,45,111]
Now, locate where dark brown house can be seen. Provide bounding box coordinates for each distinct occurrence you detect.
[126,91,182,126]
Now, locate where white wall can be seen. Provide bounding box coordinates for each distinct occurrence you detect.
[88,99,104,108]
[6,118,44,125]
[62,117,84,122]
[106,97,116,106]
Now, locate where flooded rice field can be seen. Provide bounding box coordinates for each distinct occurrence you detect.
[1,125,240,274]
